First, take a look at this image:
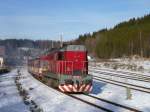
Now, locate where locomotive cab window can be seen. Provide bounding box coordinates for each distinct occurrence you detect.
[58,52,63,60]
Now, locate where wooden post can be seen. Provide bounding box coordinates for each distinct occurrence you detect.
[94,60,96,67]
[126,87,132,100]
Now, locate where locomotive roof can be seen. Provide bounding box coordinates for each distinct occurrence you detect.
[60,45,86,51]
[44,45,86,53]
[29,45,86,61]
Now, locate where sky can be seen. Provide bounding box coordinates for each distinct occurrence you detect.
[0,0,150,41]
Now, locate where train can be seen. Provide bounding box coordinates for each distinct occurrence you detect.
[28,45,93,93]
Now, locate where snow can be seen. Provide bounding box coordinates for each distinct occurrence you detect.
[74,94,131,112]
[0,58,150,112]
[89,68,150,88]
[1,69,104,112]
[19,68,104,112]
[0,70,29,112]
[90,58,150,74]
[89,58,150,89]
[88,58,150,112]
[91,79,150,112]
[16,68,150,112]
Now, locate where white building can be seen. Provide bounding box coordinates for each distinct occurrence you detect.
[0,57,4,67]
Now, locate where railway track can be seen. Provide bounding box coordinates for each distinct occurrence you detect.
[40,77,143,112]
[92,75,150,93]
[90,69,150,82]
[67,94,113,112]
[56,83,142,112]
[90,66,150,78]
[31,74,112,112]
[89,66,150,81]
[100,68,150,79]
[68,94,141,112]
[28,72,142,112]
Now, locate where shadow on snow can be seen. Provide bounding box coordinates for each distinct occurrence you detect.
[91,80,106,95]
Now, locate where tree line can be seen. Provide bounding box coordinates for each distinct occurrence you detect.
[75,14,150,58]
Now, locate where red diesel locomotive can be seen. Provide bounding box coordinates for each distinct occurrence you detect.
[28,45,93,93]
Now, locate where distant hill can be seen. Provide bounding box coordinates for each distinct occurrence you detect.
[75,14,150,58]
[0,39,61,66]
[0,39,61,50]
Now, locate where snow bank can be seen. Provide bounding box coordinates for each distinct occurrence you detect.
[0,70,29,112]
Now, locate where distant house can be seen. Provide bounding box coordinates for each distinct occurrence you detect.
[0,46,5,67]
[0,57,4,67]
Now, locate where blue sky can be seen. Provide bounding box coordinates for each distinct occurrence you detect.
[0,0,150,40]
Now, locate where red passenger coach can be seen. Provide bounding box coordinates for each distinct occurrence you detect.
[28,45,93,93]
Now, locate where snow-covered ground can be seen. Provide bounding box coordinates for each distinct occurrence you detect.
[20,68,150,112]
[89,68,150,88]
[0,69,104,112]
[0,57,150,112]
[90,58,150,74]
[91,77,150,111]
[19,68,102,112]
[89,58,150,111]
[89,58,150,88]
[0,70,29,112]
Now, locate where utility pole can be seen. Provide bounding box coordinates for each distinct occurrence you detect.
[60,33,63,48]
[51,41,54,49]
